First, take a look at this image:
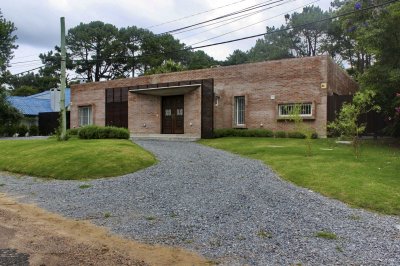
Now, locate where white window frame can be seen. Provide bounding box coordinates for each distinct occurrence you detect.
[78,106,92,126]
[234,96,245,126]
[278,103,313,117]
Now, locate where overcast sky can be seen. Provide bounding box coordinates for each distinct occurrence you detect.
[2,0,331,75]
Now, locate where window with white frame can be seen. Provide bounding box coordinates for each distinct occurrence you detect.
[78,106,92,126]
[234,96,245,125]
[278,103,313,117]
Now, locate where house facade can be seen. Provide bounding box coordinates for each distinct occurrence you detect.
[70,56,358,138]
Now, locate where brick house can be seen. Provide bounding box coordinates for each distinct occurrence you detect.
[70,55,357,138]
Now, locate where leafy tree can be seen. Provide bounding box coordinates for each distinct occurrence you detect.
[288,104,315,156]
[248,26,294,62]
[328,90,379,158]
[0,9,18,83]
[7,72,59,93]
[186,50,217,70]
[287,5,331,57]
[357,1,400,136]
[0,88,22,135]
[67,21,125,82]
[10,85,39,96]
[144,59,185,75]
[223,49,249,66]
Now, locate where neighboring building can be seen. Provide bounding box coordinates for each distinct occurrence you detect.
[8,88,70,128]
[70,56,358,138]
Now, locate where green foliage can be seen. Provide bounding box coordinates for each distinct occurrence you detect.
[145,59,185,75]
[328,90,379,158]
[28,125,39,136]
[288,6,331,57]
[0,138,156,180]
[200,137,400,215]
[0,89,22,135]
[78,125,130,139]
[274,131,287,138]
[213,128,273,138]
[186,50,218,70]
[0,9,18,76]
[248,26,294,62]
[10,85,39,96]
[17,124,28,136]
[315,231,337,240]
[223,49,249,66]
[287,104,315,156]
[287,131,306,139]
[67,128,80,135]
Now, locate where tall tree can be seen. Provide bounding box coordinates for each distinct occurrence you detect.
[223,49,249,66]
[0,9,18,83]
[67,21,125,81]
[287,5,331,57]
[186,50,217,70]
[248,25,294,62]
[358,1,400,136]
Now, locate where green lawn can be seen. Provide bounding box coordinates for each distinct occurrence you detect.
[200,138,400,215]
[0,137,156,180]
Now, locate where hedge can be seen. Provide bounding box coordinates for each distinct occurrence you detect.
[77,125,130,139]
[213,128,318,139]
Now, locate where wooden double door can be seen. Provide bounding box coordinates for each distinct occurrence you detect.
[162,95,184,134]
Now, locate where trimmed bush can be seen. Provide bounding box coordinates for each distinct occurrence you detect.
[78,125,130,139]
[29,125,39,136]
[274,131,287,138]
[288,131,306,139]
[67,128,80,135]
[311,132,318,139]
[214,128,273,138]
[17,125,29,137]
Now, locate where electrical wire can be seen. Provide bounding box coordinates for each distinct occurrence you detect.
[188,0,318,46]
[146,0,250,29]
[159,0,287,34]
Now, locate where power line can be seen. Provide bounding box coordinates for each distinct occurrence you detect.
[188,0,318,46]
[146,0,250,29]
[174,0,294,36]
[159,0,287,35]
[94,0,398,62]
[11,66,45,76]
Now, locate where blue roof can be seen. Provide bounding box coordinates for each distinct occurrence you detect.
[8,88,70,116]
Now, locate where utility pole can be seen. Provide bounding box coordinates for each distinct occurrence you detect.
[59,17,67,140]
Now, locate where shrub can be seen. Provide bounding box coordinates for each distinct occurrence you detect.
[288,131,306,139]
[274,131,287,138]
[311,132,318,139]
[0,124,18,137]
[213,128,273,138]
[29,125,39,136]
[17,125,29,137]
[78,125,130,139]
[67,128,80,136]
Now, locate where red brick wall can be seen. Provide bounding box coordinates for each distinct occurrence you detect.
[71,55,358,137]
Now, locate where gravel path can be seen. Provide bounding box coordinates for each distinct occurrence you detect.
[1,140,399,265]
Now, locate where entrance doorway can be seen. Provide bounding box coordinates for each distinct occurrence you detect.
[162,95,184,134]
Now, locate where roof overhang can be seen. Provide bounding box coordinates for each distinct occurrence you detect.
[129,84,201,96]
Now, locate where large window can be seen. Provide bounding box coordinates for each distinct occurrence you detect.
[234,96,245,126]
[278,103,312,117]
[78,106,92,126]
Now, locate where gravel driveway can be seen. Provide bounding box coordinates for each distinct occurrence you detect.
[1,140,399,265]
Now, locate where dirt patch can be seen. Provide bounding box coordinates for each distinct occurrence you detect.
[0,193,208,266]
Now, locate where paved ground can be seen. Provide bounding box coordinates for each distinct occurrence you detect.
[0,140,399,265]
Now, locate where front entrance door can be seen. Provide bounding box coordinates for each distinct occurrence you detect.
[162,95,184,134]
